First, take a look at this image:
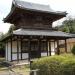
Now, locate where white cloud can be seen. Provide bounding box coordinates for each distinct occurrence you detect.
[48,0,75,16]
[0,22,11,33]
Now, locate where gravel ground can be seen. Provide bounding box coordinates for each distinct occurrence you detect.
[0,71,29,75]
[0,68,30,75]
[0,71,22,75]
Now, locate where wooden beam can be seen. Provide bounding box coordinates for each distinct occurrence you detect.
[65,39,67,53]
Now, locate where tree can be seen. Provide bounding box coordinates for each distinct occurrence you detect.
[0,25,16,57]
[62,26,69,32]
[56,17,75,33]
[8,25,16,34]
[63,18,75,33]
[71,45,75,55]
[0,32,5,57]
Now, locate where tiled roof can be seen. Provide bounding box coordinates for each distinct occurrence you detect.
[13,0,67,15]
[13,29,70,38]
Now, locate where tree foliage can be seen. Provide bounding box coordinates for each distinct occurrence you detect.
[0,24,16,57]
[8,25,16,34]
[56,18,75,33]
[31,54,75,75]
[0,32,5,57]
[71,45,75,55]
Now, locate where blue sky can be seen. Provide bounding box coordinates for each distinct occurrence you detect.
[0,0,75,33]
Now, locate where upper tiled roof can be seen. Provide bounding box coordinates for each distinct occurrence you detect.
[3,0,67,23]
[12,0,67,15]
[13,0,53,12]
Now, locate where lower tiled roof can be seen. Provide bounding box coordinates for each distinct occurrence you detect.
[13,29,71,38]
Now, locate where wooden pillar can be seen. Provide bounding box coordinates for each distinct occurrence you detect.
[49,41,51,56]
[28,38,31,61]
[65,39,67,53]
[54,41,56,51]
[38,39,41,58]
[54,41,56,55]
[57,40,60,55]
[10,38,12,61]
[17,36,19,62]
[21,38,22,60]
[46,40,48,56]
[6,41,8,61]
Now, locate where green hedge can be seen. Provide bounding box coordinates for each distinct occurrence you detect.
[31,54,75,75]
[71,45,75,55]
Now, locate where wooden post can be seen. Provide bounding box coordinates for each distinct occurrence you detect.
[17,36,19,62]
[49,41,51,56]
[57,40,60,55]
[28,38,31,61]
[7,41,8,61]
[38,39,41,58]
[54,41,55,52]
[21,38,22,60]
[10,38,12,61]
[65,39,67,53]
[46,40,48,56]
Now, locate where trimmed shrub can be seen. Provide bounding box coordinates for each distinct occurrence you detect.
[31,54,75,75]
[71,45,75,55]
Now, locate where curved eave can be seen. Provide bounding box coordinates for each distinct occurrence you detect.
[3,2,67,23]
[13,0,67,16]
[15,4,67,16]
[0,34,12,42]
[3,6,16,23]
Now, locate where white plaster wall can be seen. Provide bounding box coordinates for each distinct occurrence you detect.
[41,52,47,56]
[41,41,56,56]
[22,53,28,59]
[8,42,11,61]
[48,42,50,56]
[12,41,17,61]
[12,53,21,60]
[50,42,56,55]
[12,53,28,60]
[5,43,7,61]
[12,41,17,53]
[12,54,17,60]
[12,41,21,61]
[6,41,29,61]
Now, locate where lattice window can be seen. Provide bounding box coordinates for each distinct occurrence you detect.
[31,41,38,51]
[41,41,47,52]
[22,41,29,53]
